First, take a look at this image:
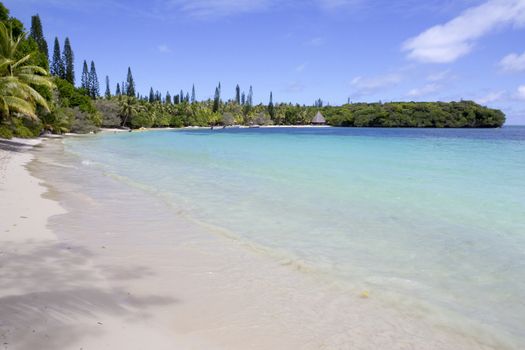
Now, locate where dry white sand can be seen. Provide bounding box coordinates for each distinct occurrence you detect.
[0,137,512,350]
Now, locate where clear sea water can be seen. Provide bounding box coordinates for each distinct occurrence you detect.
[63,127,525,346]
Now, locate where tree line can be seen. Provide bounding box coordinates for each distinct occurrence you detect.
[0,2,505,139]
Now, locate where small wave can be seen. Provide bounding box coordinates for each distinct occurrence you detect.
[38,159,77,169]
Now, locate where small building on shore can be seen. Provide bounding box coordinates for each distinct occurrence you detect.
[312,111,326,125]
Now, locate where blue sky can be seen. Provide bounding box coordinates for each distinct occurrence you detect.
[6,0,525,124]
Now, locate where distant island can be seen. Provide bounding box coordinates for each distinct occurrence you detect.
[0,3,505,139]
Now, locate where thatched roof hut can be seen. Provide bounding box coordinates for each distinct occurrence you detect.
[312,111,326,125]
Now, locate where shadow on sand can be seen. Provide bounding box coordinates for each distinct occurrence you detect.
[0,140,36,153]
[0,241,177,350]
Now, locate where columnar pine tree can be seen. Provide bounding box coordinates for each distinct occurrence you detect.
[126,67,135,97]
[179,90,184,103]
[212,86,220,113]
[116,83,121,96]
[149,87,154,103]
[105,76,111,98]
[235,84,240,104]
[63,38,75,84]
[88,61,100,98]
[174,95,180,104]
[191,84,196,103]
[185,92,190,102]
[268,91,275,119]
[50,37,64,77]
[81,60,89,91]
[166,91,172,104]
[29,15,48,59]
[247,86,253,106]
[241,92,246,105]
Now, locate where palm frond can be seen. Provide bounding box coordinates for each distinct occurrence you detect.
[17,73,55,88]
[0,22,54,122]
[11,54,32,71]
[2,96,37,119]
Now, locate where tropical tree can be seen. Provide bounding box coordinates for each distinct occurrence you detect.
[0,22,53,120]
[50,37,64,77]
[62,37,74,84]
[118,96,143,127]
[125,67,135,97]
[29,15,48,60]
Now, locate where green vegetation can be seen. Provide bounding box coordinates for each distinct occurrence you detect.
[321,101,505,128]
[0,20,53,137]
[0,2,506,139]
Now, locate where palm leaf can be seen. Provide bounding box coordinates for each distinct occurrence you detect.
[17,73,55,88]
[2,96,37,118]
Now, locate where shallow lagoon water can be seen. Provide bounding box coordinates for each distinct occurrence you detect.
[63,127,525,346]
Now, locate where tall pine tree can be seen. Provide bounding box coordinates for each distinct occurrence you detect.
[148,87,154,103]
[247,86,253,106]
[81,60,89,91]
[126,67,135,97]
[191,84,196,103]
[166,91,172,104]
[268,92,275,119]
[241,92,246,105]
[50,37,64,77]
[116,83,121,96]
[89,61,100,98]
[235,84,240,104]
[63,38,75,84]
[105,76,111,98]
[29,15,48,59]
[212,86,220,113]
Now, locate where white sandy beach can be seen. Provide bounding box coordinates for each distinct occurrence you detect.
[0,137,511,350]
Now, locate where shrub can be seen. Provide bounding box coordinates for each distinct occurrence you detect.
[94,99,121,127]
[69,108,98,134]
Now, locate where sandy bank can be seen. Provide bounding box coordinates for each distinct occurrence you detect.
[0,138,184,349]
[0,138,62,242]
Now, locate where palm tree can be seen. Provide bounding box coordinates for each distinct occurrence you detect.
[0,22,53,120]
[118,96,144,127]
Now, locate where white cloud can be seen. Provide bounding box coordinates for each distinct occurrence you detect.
[499,50,525,71]
[350,73,402,96]
[316,0,362,10]
[517,85,525,99]
[305,37,324,46]
[475,90,506,104]
[295,63,308,72]
[158,44,171,53]
[167,0,365,19]
[21,0,391,20]
[403,0,525,63]
[407,83,440,97]
[167,0,273,18]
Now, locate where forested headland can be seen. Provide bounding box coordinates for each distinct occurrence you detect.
[0,3,505,138]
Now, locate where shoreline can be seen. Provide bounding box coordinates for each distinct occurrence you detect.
[0,138,63,243]
[0,136,516,349]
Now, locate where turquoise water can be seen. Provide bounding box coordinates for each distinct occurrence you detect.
[65,127,525,345]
